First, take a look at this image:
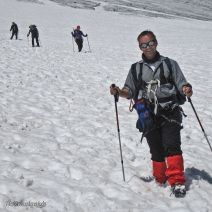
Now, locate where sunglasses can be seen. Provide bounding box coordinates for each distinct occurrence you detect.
[139,40,156,49]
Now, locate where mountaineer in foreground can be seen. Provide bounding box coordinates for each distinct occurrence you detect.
[110,30,193,198]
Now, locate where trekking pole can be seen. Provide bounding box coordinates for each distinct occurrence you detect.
[39,37,41,46]
[72,35,75,52]
[187,97,212,152]
[112,84,126,181]
[86,36,91,52]
[72,28,75,53]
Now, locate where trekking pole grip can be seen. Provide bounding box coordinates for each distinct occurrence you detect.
[187,97,191,103]
[111,84,119,102]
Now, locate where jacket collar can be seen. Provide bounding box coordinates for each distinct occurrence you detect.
[142,51,160,64]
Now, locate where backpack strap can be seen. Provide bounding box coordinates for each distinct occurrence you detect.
[163,57,186,104]
[163,57,173,82]
[159,62,168,84]
[131,62,145,100]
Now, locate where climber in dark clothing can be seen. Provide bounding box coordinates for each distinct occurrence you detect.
[71,25,87,52]
[27,25,40,47]
[10,22,18,40]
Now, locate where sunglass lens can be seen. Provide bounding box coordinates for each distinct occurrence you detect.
[139,43,147,49]
[148,41,155,47]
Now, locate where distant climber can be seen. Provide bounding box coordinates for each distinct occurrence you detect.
[71,25,87,52]
[10,22,18,40]
[27,25,40,47]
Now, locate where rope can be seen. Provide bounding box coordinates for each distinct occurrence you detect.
[146,79,160,114]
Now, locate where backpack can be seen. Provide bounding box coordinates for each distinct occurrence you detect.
[74,30,82,40]
[131,57,186,105]
[14,24,18,32]
[31,27,39,37]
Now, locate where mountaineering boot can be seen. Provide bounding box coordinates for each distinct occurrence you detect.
[153,161,167,184]
[171,184,186,198]
[166,155,185,186]
[166,155,186,197]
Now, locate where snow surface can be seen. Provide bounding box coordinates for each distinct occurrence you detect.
[0,0,212,211]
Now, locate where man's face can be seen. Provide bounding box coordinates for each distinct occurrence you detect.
[138,34,157,60]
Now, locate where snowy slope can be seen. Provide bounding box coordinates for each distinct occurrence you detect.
[0,0,212,211]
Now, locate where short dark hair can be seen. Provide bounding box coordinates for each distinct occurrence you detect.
[137,30,157,42]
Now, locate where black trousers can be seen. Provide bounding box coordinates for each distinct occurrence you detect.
[145,107,183,162]
[10,31,18,39]
[75,39,83,52]
[32,36,39,47]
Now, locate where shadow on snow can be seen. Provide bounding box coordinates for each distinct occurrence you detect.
[185,167,212,189]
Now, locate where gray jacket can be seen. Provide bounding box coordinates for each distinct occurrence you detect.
[124,54,190,108]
